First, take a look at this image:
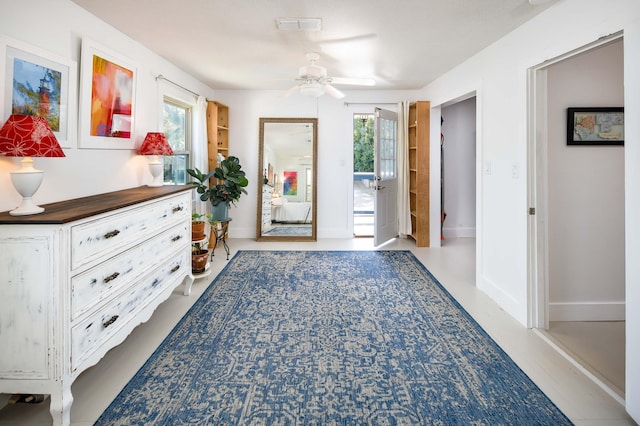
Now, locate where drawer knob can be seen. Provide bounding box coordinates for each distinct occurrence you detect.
[104,229,121,239]
[170,265,180,273]
[171,235,182,242]
[172,206,184,213]
[103,315,119,328]
[103,272,120,283]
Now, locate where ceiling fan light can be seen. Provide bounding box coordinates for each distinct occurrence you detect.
[300,83,324,97]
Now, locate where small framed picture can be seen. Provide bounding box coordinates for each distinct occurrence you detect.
[567,107,624,146]
[0,35,77,148]
[79,38,137,149]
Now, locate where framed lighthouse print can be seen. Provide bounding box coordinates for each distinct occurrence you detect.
[79,38,137,149]
[0,34,77,148]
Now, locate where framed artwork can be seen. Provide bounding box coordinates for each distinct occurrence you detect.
[283,170,298,196]
[0,35,77,148]
[567,107,624,146]
[79,38,137,149]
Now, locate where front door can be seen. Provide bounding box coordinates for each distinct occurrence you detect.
[374,108,398,246]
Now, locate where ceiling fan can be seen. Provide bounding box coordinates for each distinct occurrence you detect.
[283,52,375,99]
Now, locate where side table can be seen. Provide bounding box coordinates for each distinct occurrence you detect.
[212,218,232,260]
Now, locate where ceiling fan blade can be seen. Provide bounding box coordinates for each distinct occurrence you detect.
[330,77,376,86]
[281,85,301,98]
[323,84,345,99]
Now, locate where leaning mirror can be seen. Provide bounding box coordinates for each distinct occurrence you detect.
[257,117,317,241]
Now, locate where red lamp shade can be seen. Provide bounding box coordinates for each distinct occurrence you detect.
[138,132,173,187]
[138,132,174,156]
[0,114,65,216]
[0,114,65,157]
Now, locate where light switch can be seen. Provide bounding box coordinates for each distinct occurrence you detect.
[511,162,519,179]
[484,161,491,175]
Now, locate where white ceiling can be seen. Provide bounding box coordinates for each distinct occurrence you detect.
[71,0,555,92]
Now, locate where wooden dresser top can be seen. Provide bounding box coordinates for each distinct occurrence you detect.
[0,185,193,225]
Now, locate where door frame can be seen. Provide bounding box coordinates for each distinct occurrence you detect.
[352,112,376,238]
[526,31,624,330]
[527,32,626,407]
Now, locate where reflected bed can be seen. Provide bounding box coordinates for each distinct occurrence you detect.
[271,198,312,223]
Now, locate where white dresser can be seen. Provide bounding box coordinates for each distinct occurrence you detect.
[0,186,194,426]
[261,185,273,232]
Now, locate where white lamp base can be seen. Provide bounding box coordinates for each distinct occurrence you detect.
[10,196,45,216]
[147,156,164,187]
[9,158,45,216]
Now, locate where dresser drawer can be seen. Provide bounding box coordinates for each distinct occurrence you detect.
[70,192,189,270]
[71,223,189,319]
[71,250,189,370]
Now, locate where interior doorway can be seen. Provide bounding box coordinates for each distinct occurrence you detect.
[440,97,477,244]
[529,35,625,403]
[353,113,375,237]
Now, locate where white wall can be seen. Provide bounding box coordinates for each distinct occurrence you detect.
[0,0,216,213]
[547,40,625,321]
[420,0,638,325]
[442,97,476,239]
[419,0,640,420]
[212,90,418,238]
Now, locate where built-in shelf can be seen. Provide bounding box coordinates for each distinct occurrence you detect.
[207,101,230,175]
[408,101,430,247]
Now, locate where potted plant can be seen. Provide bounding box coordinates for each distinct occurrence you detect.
[191,212,209,240]
[187,156,249,221]
[191,240,209,274]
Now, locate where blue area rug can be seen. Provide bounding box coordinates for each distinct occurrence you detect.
[264,225,312,236]
[96,251,572,425]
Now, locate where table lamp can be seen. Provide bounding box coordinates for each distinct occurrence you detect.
[0,114,65,216]
[138,132,173,187]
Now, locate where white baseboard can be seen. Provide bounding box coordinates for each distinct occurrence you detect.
[549,301,625,321]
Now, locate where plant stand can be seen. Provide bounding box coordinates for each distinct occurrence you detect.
[192,261,211,280]
[211,218,232,260]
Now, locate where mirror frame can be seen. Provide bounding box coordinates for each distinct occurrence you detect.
[256,117,318,241]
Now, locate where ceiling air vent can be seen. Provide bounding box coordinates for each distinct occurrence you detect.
[275,18,322,31]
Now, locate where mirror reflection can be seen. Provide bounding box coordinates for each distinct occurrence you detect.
[257,117,317,241]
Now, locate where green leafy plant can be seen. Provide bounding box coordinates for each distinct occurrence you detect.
[187,156,249,207]
[192,240,207,253]
[192,212,215,223]
[192,212,206,222]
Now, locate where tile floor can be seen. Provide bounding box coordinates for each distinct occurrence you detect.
[0,237,634,425]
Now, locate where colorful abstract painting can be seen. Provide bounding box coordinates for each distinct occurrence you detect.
[283,171,298,196]
[11,57,62,132]
[90,54,133,138]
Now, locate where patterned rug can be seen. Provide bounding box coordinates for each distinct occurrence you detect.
[96,251,572,425]
[264,225,312,236]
